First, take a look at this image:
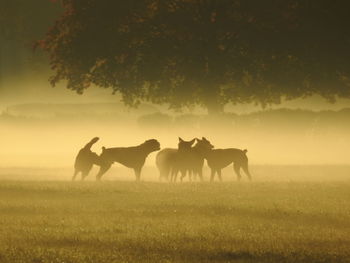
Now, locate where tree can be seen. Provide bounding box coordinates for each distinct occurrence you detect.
[0,0,61,80]
[40,0,350,114]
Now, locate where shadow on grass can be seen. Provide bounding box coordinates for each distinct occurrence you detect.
[26,237,350,263]
[2,245,346,263]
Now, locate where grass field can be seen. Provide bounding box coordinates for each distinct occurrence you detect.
[1,166,350,262]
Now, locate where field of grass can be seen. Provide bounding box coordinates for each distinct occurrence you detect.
[1,166,350,262]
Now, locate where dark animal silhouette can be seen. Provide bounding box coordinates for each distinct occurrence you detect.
[155,148,177,181]
[96,139,160,181]
[73,137,100,181]
[156,138,195,182]
[178,137,214,182]
[202,138,252,181]
[170,138,196,182]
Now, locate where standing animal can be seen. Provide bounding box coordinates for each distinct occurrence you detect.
[201,138,252,181]
[155,138,196,182]
[178,137,214,182]
[73,137,101,181]
[96,139,160,181]
[155,148,177,181]
[171,138,196,182]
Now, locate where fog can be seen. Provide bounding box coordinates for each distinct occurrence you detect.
[2,74,350,182]
[1,0,349,181]
[0,98,349,181]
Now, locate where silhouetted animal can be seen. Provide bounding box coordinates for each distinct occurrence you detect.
[178,137,214,182]
[73,137,100,181]
[170,138,196,182]
[155,148,177,181]
[96,139,160,181]
[155,138,196,182]
[202,139,252,181]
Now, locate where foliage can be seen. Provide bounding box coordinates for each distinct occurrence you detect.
[0,0,61,77]
[40,1,350,112]
[0,0,60,42]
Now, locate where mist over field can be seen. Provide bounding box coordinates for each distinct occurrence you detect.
[0,101,349,182]
[1,0,350,181]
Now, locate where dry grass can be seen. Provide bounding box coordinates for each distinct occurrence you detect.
[0,167,350,262]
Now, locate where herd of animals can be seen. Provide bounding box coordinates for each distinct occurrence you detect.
[73,137,252,182]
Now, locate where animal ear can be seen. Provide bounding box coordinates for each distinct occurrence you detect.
[202,137,207,141]
[190,138,196,145]
[195,138,200,142]
[179,137,184,142]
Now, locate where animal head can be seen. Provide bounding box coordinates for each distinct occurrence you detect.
[101,146,107,154]
[142,139,161,152]
[195,137,214,150]
[178,137,196,151]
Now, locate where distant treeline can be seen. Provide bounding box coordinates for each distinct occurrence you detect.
[138,109,350,132]
[3,103,158,118]
[1,103,349,134]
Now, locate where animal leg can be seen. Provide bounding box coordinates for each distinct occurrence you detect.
[159,170,165,182]
[210,168,216,182]
[188,170,193,182]
[197,169,204,182]
[217,169,223,182]
[72,169,79,181]
[81,166,93,181]
[81,171,89,181]
[134,167,142,182]
[96,163,112,181]
[180,170,186,182]
[170,169,174,182]
[157,167,163,182]
[242,162,252,181]
[171,168,178,182]
[192,171,197,182]
[233,163,242,181]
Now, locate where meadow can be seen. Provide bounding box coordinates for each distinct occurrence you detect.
[0,166,350,263]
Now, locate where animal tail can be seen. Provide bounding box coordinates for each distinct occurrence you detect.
[90,137,99,144]
[83,137,99,150]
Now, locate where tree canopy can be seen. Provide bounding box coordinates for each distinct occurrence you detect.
[40,0,350,113]
[0,0,61,79]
